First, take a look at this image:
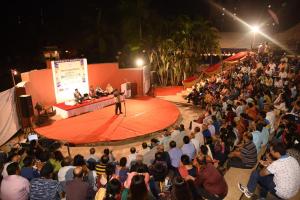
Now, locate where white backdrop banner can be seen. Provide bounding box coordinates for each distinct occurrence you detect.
[0,87,21,146]
[51,59,89,103]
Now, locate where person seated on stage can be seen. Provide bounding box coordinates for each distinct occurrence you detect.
[95,86,108,97]
[106,83,114,94]
[89,85,98,99]
[74,88,84,104]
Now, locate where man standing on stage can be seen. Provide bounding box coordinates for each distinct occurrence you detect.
[114,89,123,115]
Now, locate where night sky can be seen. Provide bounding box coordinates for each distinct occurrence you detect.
[1,0,300,91]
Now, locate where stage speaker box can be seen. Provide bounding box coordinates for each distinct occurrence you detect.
[19,95,34,118]
[131,82,137,97]
[150,71,159,85]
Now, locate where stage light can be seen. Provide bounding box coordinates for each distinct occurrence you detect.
[135,58,145,67]
[251,25,259,33]
[11,69,18,76]
[208,0,293,54]
[10,69,18,86]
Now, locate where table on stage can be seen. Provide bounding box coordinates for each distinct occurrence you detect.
[53,95,122,119]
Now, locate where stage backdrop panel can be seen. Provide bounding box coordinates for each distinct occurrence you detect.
[0,87,21,146]
[51,59,89,103]
[21,63,145,107]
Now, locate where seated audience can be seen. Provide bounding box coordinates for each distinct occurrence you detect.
[30,162,64,200]
[171,176,195,200]
[65,166,94,200]
[168,141,183,170]
[181,136,196,161]
[20,156,40,181]
[127,147,137,168]
[192,154,228,199]
[58,156,74,183]
[115,157,129,184]
[1,162,30,200]
[228,132,257,169]
[95,178,122,200]
[154,145,171,168]
[190,132,200,154]
[239,142,300,199]
[2,153,21,177]
[96,155,109,176]
[86,147,99,163]
[122,174,154,200]
[179,154,197,178]
[103,148,115,163]
[130,154,149,173]
[140,142,151,155]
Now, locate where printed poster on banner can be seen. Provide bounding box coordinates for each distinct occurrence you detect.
[51,59,89,103]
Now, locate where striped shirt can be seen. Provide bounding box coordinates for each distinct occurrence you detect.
[241,141,257,168]
[95,163,107,176]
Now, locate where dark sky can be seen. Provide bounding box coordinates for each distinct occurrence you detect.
[1,0,300,91]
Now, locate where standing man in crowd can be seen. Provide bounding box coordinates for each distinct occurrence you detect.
[114,89,124,115]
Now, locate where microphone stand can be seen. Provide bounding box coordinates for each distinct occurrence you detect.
[122,92,127,117]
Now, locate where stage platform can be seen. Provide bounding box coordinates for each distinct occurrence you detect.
[35,97,180,144]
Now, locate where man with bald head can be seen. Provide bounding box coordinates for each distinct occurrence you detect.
[65,166,94,200]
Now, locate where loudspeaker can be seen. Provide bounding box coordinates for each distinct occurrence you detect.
[150,71,159,85]
[19,95,34,118]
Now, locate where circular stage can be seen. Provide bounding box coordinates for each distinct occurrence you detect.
[35,97,180,145]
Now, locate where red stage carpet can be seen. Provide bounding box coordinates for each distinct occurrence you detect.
[35,97,179,144]
[155,86,183,96]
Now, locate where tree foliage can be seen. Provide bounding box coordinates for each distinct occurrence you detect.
[148,16,220,86]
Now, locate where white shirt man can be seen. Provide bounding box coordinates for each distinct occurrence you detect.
[267,156,300,199]
[279,71,287,79]
[127,149,137,168]
[268,62,276,73]
[274,79,283,89]
[194,129,204,146]
[190,137,200,154]
[266,109,276,134]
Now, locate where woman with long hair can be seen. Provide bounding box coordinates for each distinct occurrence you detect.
[95,178,122,200]
[104,178,122,200]
[171,176,194,200]
[122,174,155,200]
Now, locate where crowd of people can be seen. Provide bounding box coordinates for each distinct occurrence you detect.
[0,51,300,200]
[185,51,300,199]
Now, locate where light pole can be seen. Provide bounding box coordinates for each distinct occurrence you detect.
[10,69,18,86]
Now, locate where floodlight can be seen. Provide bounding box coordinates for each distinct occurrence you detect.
[135,58,145,67]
